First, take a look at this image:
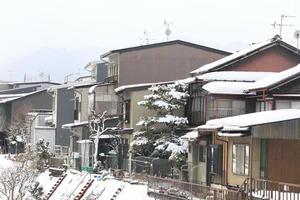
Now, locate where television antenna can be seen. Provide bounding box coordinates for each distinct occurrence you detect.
[271,14,295,37]
[164,20,173,41]
[143,31,152,45]
[294,30,300,50]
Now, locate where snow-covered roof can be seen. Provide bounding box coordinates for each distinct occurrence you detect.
[198,109,300,131]
[115,77,195,93]
[196,71,276,82]
[90,134,119,139]
[77,139,92,144]
[245,63,300,92]
[190,36,282,75]
[181,131,198,140]
[0,90,45,104]
[115,81,174,93]
[217,132,247,137]
[202,81,253,95]
[62,121,88,129]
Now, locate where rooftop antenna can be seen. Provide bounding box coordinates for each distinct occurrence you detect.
[294,30,300,50]
[272,14,295,37]
[143,31,152,45]
[164,20,172,41]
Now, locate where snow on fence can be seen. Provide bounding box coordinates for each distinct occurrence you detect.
[147,176,242,200]
[242,178,300,200]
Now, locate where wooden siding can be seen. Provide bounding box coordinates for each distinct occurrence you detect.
[118,44,227,86]
[225,46,300,72]
[267,139,300,184]
[252,119,300,139]
[271,78,300,94]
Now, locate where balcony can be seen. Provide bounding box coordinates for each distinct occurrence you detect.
[208,108,245,120]
[104,75,118,83]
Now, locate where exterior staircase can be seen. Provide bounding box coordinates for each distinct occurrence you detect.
[73,179,95,200]
[44,174,67,200]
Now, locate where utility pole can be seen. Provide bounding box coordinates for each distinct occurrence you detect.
[271,14,295,37]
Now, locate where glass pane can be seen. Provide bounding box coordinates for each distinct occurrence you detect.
[245,145,249,175]
[291,101,300,109]
[276,100,291,110]
[232,145,237,173]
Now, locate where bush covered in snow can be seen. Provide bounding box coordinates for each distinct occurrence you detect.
[131,81,189,168]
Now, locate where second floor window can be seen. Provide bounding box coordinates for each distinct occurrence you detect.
[123,100,130,123]
[232,143,249,176]
[276,100,300,110]
[74,97,80,120]
[209,99,245,119]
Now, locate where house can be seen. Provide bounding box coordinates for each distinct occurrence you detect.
[190,35,300,76]
[28,111,55,152]
[94,40,230,172]
[101,40,230,86]
[47,84,75,155]
[184,63,300,195]
[183,36,300,187]
[0,87,55,153]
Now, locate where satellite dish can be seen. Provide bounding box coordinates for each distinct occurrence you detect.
[294,30,300,39]
[165,28,171,37]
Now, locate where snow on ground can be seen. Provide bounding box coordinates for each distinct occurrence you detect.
[48,170,91,200]
[0,155,153,200]
[36,170,59,194]
[0,154,14,169]
[83,178,153,200]
[38,168,154,200]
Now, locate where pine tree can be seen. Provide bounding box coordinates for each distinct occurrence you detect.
[131,81,189,167]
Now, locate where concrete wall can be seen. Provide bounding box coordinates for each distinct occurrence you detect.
[32,127,55,151]
[118,44,227,86]
[227,137,261,186]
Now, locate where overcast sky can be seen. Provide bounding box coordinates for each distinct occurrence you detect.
[0,0,299,82]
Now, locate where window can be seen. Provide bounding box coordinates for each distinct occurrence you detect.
[232,144,249,175]
[256,101,272,112]
[276,100,300,110]
[123,100,130,123]
[199,145,206,162]
[210,99,245,119]
[74,97,80,120]
[209,145,223,175]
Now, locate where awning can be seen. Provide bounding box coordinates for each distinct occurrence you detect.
[62,121,88,129]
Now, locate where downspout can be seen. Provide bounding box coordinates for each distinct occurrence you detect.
[249,131,253,200]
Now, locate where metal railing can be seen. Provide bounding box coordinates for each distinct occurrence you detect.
[240,178,300,200]
[208,108,245,120]
[147,176,243,200]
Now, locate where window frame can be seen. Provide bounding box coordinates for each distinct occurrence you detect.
[232,143,249,176]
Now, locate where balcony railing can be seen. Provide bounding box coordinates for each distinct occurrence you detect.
[104,75,118,83]
[208,108,245,120]
[240,178,300,200]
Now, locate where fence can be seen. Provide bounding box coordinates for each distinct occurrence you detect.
[241,178,300,200]
[147,176,242,200]
[132,156,172,177]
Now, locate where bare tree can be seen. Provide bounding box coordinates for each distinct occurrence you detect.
[88,110,120,170]
[0,163,38,200]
